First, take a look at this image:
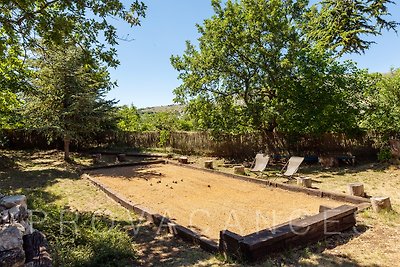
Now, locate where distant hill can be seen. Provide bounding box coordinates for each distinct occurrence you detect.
[138,104,184,114]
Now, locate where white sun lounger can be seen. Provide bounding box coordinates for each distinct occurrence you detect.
[250,153,270,175]
[282,156,304,178]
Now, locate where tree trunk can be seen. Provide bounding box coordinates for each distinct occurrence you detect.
[64,137,70,161]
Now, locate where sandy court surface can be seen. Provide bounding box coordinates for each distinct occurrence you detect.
[89,163,347,241]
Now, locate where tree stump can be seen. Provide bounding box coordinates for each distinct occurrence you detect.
[204,160,213,169]
[371,197,392,213]
[233,166,245,175]
[117,154,127,162]
[92,154,101,164]
[178,157,188,164]
[297,177,312,188]
[348,183,365,197]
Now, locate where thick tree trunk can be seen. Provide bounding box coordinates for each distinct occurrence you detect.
[64,137,70,161]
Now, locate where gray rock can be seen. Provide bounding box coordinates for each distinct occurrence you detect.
[0,226,23,251]
[8,206,21,221]
[1,209,9,223]
[0,196,27,209]
[0,247,25,267]
[19,220,33,236]
[1,205,28,224]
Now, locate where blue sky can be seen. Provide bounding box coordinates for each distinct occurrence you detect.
[107,0,400,108]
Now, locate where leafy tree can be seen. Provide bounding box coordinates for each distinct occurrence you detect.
[0,0,146,132]
[116,108,195,132]
[0,0,146,67]
[361,69,400,134]
[24,43,117,160]
[116,105,141,132]
[171,0,366,138]
[306,0,398,55]
[0,46,31,129]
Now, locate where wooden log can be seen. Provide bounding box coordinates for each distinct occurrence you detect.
[348,183,364,197]
[117,154,127,162]
[178,156,188,164]
[297,177,312,188]
[371,197,392,213]
[204,160,213,169]
[233,165,245,175]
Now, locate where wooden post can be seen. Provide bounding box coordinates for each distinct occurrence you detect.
[371,197,392,213]
[297,177,312,188]
[348,183,365,197]
[233,165,245,175]
[204,160,213,169]
[179,156,188,164]
[117,154,127,162]
[63,137,71,161]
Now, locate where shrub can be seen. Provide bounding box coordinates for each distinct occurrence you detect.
[378,147,392,162]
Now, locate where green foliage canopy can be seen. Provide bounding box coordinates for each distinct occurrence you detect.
[24,43,118,158]
[361,69,400,134]
[116,105,194,132]
[306,0,398,55]
[0,0,146,67]
[0,0,146,131]
[171,0,367,136]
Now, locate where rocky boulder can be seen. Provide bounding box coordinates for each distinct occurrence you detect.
[0,195,51,267]
[0,195,27,209]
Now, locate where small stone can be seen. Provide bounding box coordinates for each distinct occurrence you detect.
[0,195,27,209]
[1,210,9,223]
[19,220,33,235]
[0,226,23,251]
[8,206,21,220]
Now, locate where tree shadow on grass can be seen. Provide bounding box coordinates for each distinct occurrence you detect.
[128,223,218,267]
[89,165,168,182]
[0,168,79,193]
